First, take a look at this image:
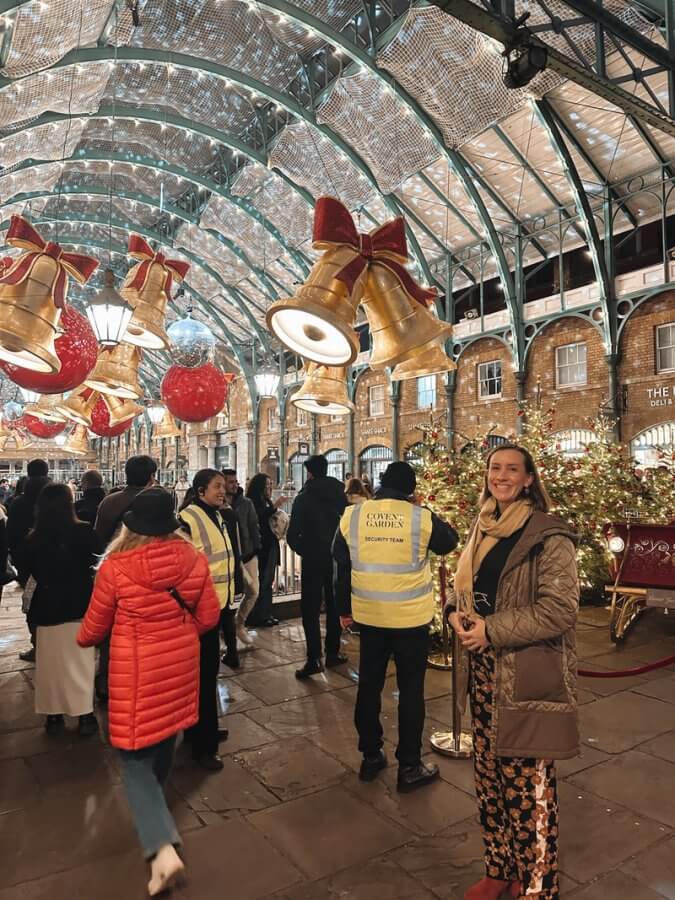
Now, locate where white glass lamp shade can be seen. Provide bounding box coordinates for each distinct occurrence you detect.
[147,403,165,425]
[85,270,134,347]
[54,433,68,447]
[20,388,41,404]
[254,366,280,398]
[268,308,354,365]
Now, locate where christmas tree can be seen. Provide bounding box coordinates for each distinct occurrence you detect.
[412,402,675,628]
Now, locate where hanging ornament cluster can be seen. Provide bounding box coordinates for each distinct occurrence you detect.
[267,197,452,373]
[167,312,216,368]
[161,362,229,423]
[0,216,98,373]
[121,236,190,350]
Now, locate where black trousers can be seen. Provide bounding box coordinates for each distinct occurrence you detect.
[220,607,237,659]
[300,559,341,662]
[355,624,429,768]
[184,626,220,757]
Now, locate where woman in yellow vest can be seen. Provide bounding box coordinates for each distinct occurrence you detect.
[179,469,236,771]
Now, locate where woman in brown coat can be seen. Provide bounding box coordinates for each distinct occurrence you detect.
[449,444,578,900]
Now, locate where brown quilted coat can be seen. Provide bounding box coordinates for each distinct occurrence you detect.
[455,511,580,760]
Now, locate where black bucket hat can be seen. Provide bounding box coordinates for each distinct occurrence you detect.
[122,487,182,537]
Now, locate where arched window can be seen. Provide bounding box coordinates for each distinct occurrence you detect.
[359,445,393,490]
[288,451,309,491]
[630,422,675,467]
[325,448,348,482]
[551,429,597,458]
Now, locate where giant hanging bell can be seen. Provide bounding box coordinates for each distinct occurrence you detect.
[55,388,98,427]
[121,235,190,350]
[104,394,143,427]
[64,424,89,456]
[0,217,98,373]
[24,393,67,422]
[85,342,143,399]
[291,362,354,417]
[153,407,182,440]
[391,339,457,381]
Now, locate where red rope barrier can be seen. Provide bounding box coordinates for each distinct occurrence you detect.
[579,654,675,678]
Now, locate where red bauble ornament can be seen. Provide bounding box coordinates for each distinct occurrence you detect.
[431,431,438,439]
[0,306,98,394]
[428,494,435,502]
[161,362,228,423]
[21,413,66,439]
[89,396,133,438]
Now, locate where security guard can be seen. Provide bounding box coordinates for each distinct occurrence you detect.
[334,461,458,792]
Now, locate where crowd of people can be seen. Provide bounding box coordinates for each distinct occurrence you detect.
[0,446,579,900]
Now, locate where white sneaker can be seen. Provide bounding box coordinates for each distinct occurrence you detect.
[147,844,184,896]
[236,623,253,645]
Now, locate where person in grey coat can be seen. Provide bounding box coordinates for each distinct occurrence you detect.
[222,469,261,645]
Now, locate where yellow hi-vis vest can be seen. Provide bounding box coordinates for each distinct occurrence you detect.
[180,504,235,609]
[339,498,434,628]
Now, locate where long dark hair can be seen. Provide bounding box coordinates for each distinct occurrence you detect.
[179,468,223,511]
[31,483,79,538]
[246,473,270,507]
[480,443,551,512]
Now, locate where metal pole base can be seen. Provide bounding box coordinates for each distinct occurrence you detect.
[427,650,452,670]
[430,730,473,758]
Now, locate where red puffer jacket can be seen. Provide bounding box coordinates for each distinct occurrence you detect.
[77,537,220,751]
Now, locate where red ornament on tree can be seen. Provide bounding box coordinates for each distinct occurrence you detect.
[21,413,66,439]
[161,362,228,423]
[0,305,98,393]
[89,396,134,438]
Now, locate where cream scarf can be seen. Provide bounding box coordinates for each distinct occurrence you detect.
[453,497,532,612]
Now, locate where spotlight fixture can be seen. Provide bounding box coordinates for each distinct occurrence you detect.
[503,41,547,89]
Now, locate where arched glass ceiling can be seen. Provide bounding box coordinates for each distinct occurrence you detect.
[0,0,672,378]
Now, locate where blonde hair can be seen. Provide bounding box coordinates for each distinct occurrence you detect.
[102,524,190,564]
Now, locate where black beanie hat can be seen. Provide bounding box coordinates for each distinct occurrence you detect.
[380,461,416,496]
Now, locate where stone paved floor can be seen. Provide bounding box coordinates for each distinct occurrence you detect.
[2,584,675,899]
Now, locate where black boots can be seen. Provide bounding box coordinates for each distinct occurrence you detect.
[359,750,388,782]
[295,659,325,679]
[325,653,348,668]
[397,761,440,793]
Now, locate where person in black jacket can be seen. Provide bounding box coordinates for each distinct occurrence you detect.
[24,483,101,736]
[74,469,106,525]
[245,474,286,628]
[287,454,348,679]
[7,459,51,661]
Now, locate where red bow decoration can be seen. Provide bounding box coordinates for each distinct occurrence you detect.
[0,216,99,309]
[0,256,13,276]
[312,196,436,307]
[127,234,190,300]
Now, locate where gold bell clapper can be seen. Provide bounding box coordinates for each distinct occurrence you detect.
[363,265,452,370]
[291,362,354,416]
[0,216,98,373]
[64,424,89,456]
[121,235,190,350]
[24,394,67,422]
[104,394,143,427]
[391,339,457,381]
[153,408,182,440]
[55,389,99,427]
[85,342,143,399]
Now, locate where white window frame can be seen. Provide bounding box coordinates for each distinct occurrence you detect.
[416,375,436,409]
[267,406,279,432]
[555,342,587,388]
[369,383,386,417]
[656,323,675,374]
[295,406,308,427]
[477,360,502,400]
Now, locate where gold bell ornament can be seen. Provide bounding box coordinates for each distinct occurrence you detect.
[291,362,354,417]
[391,339,457,381]
[104,394,143,427]
[85,342,143,399]
[23,393,67,422]
[0,430,26,452]
[0,216,98,373]
[64,424,89,456]
[153,407,182,440]
[55,388,99,427]
[267,197,379,366]
[121,235,190,350]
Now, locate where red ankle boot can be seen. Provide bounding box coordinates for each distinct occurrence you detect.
[463,877,511,900]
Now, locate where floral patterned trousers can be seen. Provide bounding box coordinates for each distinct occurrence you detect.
[470,648,560,899]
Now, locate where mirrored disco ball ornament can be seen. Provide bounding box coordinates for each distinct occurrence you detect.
[3,400,23,422]
[167,315,215,368]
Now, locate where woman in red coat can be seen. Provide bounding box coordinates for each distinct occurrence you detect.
[78,488,219,897]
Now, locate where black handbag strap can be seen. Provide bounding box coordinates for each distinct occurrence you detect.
[168,586,197,620]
